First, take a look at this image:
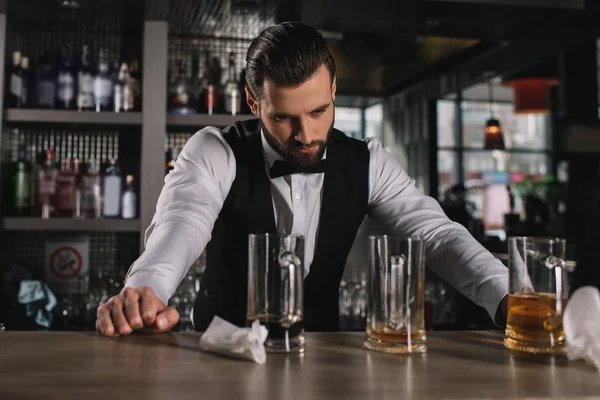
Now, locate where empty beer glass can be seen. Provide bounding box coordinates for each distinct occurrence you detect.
[365,235,426,354]
[247,233,305,353]
[505,237,568,355]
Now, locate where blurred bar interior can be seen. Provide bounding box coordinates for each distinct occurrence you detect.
[0,0,598,332]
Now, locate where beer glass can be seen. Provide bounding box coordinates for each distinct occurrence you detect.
[247,233,305,353]
[365,235,426,354]
[505,237,568,354]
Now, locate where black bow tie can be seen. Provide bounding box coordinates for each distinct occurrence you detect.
[269,160,327,179]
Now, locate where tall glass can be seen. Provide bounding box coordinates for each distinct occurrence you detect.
[365,235,426,354]
[247,233,305,353]
[505,237,568,354]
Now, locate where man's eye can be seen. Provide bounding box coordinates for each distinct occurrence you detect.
[312,110,325,115]
[273,116,288,122]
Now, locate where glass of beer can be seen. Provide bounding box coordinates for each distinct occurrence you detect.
[505,236,568,355]
[247,233,305,353]
[365,235,426,354]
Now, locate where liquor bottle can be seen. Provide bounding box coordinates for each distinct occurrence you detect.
[121,175,137,219]
[113,62,126,113]
[35,54,56,108]
[37,149,58,219]
[210,56,222,114]
[169,60,195,115]
[77,45,95,112]
[124,59,141,112]
[56,45,76,109]
[19,57,30,108]
[54,159,77,217]
[189,52,200,112]
[6,51,22,108]
[239,68,251,115]
[73,158,82,218]
[200,51,216,115]
[5,144,32,216]
[191,54,207,114]
[223,52,241,116]
[80,160,101,219]
[94,49,113,112]
[101,158,122,218]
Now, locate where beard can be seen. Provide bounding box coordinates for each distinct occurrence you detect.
[261,118,334,169]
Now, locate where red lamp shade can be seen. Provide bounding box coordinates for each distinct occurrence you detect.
[503,78,559,114]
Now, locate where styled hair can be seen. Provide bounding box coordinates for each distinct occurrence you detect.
[245,21,336,99]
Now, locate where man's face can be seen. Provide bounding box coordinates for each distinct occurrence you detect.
[246,64,336,168]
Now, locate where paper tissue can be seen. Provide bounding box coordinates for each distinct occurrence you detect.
[564,286,600,373]
[198,316,269,363]
[17,280,58,329]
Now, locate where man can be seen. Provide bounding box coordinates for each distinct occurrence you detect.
[96,22,508,336]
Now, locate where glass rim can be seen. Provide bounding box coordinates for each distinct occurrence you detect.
[507,236,566,244]
[368,234,424,242]
[248,233,305,240]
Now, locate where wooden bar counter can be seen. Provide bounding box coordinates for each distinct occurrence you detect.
[1,331,599,399]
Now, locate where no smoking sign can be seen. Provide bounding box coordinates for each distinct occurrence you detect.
[49,247,83,279]
[45,238,89,294]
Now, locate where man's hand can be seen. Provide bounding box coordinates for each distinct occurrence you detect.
[96,286,180,336]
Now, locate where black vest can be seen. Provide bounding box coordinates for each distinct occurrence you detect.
[193,119,370,331]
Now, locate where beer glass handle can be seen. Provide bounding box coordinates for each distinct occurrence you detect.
[389,254,407,330]
[543,255,566,315]
[279,251,301,328]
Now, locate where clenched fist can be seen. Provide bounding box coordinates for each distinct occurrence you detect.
[96,286,180,336]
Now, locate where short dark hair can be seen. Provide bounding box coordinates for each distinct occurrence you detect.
[245,22,336,100]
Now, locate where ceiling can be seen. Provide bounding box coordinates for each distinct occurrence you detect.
[155,0,589,96]
[8,0,593,99]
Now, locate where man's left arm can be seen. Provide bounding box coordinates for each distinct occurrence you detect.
[365,139,508,325]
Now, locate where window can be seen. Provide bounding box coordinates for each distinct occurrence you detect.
[437,98,552,232]
[365,103,383,140]
[333,104,383,141]
[334,107,362,139]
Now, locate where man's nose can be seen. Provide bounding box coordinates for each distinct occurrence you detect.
[293,118,315,145]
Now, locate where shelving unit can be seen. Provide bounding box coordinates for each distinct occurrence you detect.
[0,0,265,332]
[166,113,254,128]
[5,109,143,126]
[2,218,140,232]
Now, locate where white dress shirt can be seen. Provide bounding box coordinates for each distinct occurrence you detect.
[125,125,509,321]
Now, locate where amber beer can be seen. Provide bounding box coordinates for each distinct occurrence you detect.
[505,237,567,355]
[505,292,566,354]
[366,327,426,343]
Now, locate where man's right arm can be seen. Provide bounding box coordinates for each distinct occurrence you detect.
[123,126,236,305]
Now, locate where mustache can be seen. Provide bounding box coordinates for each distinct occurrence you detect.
[287,140,326,149]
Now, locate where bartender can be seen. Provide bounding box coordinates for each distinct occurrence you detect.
[96,22,508,336]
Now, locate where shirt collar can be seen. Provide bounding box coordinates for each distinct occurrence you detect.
[260,129,328,168]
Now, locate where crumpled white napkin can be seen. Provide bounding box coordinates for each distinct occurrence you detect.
[198,316,269,364]
[564,286,600,373]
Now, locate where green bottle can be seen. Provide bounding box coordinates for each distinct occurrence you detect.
[6,145,32,216]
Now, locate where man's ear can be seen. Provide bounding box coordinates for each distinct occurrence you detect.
[245,86,259,117]
[331,77,337,102]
